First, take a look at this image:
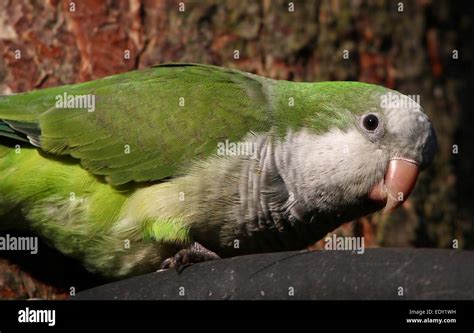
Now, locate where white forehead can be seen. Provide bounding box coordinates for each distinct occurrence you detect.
[379,92,428,134]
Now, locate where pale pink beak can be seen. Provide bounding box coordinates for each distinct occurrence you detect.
[368,158,420,213]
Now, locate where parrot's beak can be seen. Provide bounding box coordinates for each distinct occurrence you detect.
[368,158,420,213]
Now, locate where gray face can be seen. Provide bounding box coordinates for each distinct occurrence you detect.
[359,92,438,170]
[274,91,437,218]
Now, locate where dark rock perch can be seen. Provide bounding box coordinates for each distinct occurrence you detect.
[74,249,474,300]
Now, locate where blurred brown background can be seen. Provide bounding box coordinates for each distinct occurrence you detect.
[0,0,472,299]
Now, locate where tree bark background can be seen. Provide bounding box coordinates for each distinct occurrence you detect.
[0,0,473,299]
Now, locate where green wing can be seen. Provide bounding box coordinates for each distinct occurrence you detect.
[0,64,274,185]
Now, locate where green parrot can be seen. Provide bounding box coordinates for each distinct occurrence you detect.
[0,64,437,278]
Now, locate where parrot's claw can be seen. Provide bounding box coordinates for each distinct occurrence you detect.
[159,242,220,274]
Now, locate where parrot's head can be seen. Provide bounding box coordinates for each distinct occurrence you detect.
[361,88,438,213]
[279,82,437,218]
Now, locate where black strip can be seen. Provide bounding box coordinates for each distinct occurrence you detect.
[0,300,472,331]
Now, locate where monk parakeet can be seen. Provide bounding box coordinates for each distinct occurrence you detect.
[0,64,437,278]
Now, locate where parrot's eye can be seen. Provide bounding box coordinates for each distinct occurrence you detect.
[362,114,379,131]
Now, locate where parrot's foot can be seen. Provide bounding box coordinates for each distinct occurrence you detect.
[159,242,220,273]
